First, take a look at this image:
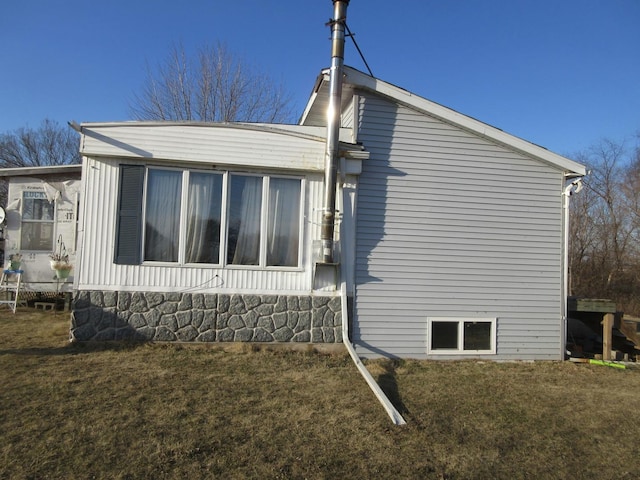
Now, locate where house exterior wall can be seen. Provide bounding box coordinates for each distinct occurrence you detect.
[352,93,565,360]
[72,124,354,344]
[3,175,80,292]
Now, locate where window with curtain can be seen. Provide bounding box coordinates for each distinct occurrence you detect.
[267,178,301,267]
[21,191,55,251]
[186,172,223,264]
[144,169,182,262]
[227,175,263,265]
[118,165,302,268]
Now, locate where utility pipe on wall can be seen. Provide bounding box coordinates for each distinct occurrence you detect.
[339,183,407,425]
[321,0,349,264]
[561,175,583,355]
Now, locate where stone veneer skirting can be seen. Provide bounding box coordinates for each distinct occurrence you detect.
[70,291,343,344]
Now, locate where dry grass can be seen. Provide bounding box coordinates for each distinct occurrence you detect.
[1,308,640,479]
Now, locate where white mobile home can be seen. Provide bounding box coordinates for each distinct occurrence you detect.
[71,66,585,360]
[0,165,81,293]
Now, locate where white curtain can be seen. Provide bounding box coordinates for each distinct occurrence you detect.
[186,173,222,263]
[145,169,181,262]
[228,175,262,265]
[267,178,301,266]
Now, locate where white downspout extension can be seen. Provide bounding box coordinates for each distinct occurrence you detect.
[339,186,407,426]
[561,176,583,357]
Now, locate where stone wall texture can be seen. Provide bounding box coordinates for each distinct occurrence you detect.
[70,291,342,344]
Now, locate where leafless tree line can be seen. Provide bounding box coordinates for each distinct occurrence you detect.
[0,119,80,168]
[569,136,640,315]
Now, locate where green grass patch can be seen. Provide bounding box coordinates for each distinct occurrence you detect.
[1,309,640,479]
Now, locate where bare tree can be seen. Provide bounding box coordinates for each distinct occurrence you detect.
[129,43,294,123]
[0,119,81,168]
[569,136,640,313]
[0,119,81,206]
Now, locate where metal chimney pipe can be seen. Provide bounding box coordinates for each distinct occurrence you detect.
[321,0,349,264]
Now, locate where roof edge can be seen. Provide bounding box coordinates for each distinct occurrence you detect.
[0,164,82,177]
[341,66,586,176]
[80,121,359,146]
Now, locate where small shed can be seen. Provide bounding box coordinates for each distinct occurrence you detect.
[0,165,82,294]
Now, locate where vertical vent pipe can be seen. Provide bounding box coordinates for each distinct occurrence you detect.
[321,0,349,264]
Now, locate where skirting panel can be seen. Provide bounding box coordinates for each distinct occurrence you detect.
[70,291,342,343]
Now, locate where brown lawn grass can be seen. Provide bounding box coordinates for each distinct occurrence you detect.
[1,308,640,479]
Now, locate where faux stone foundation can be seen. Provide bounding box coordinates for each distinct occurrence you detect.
[70,291,342,344]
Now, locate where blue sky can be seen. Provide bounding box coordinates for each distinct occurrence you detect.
[1,0,638,157]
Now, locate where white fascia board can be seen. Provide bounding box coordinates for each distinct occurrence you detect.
[79,121,353,146]
[342,67,586,176]
[0,164,82,177]
[299,72,328,125]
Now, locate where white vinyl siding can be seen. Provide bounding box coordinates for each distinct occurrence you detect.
[80,124,341,172]
[78,157,327,295]
[353,94,564,360]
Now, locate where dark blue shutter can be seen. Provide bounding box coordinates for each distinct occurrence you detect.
[114,165,144,264]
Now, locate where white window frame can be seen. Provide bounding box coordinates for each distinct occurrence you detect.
[141,166,304,270]
[141,166,183,264]
[20,190,56,252]
[179,169,226,266]
[427,317,497,355]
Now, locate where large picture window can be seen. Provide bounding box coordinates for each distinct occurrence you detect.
[117,166,303,268]
[21,191,55,251]
[427,317,496,354]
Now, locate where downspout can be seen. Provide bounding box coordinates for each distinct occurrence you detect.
[339,187,407,426]
[561,175,583,357]
[321,0,349,264]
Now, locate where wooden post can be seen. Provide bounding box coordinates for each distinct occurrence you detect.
[602,313,614,361]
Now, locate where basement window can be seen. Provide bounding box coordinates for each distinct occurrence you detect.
[427,317,496,355]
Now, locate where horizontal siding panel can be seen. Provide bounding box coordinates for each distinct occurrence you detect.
[355,234,561,254]
[353,284,560,296]
[356,221,561,239]
[353,304,560,315]
[360,178,560,199]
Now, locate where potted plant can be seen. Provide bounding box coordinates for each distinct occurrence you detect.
[8,253,22,271]
[49,251,68,270]
[51,260,73,280]
[49,252,72,279]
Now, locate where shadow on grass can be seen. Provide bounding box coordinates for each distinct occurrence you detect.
[376,359,410,416]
